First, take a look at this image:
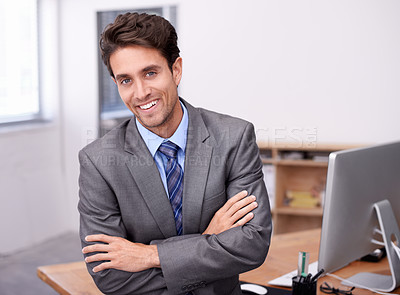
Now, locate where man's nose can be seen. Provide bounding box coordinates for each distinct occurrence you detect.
[134,80,151,100]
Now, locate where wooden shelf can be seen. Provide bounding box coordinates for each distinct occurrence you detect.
[258,142,358,234]
[275,207,323,216]
[257,142,359,151]
[262,159,328,167]
[276,160,328,167]
[261,159,276,165]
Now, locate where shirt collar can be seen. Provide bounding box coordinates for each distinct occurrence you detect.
[136,101,188,157]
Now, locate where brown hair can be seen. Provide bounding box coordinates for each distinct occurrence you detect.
[99,12,180,78]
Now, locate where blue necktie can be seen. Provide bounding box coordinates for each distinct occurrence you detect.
[159,142,193,295]
[158,141,183,236]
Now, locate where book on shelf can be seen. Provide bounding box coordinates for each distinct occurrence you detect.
[279,151,305,160]
[312,155,329,162]
[284,190,320,208]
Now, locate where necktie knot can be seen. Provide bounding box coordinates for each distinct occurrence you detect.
[158,141,179,159]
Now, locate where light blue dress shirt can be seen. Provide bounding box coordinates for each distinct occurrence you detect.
[136,102,188,196]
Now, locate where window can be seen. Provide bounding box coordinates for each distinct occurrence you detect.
[0,0,40,124]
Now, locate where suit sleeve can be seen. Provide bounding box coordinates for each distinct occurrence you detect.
[78,150,167,295]
[157,122,273,294]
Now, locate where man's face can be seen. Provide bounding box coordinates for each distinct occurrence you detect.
[110,45,183,138]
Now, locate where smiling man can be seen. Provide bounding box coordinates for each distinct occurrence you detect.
[78,12,272,295]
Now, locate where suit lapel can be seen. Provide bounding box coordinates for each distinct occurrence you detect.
[124,119,177,238]
[182,100,213,234]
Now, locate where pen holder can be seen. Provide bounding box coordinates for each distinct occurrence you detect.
[292,275,316,295]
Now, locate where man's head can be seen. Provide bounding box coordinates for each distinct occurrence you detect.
[100,12,183,139]
[100,12,180,78]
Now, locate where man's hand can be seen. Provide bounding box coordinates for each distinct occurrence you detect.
[82,234,160,273]
[203,190,258,235]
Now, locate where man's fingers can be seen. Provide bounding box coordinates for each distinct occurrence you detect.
[231,190,248,203]
[82,243,109,254]
[92,261,113,273]
[83,234,116,254]
[231,200,258,223]
[85,253,110,263]
[227,195,256,216]
[221,190,248,213]
[85,234,114,243]
[234,212,254,227]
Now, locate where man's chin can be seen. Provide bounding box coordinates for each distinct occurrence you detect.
[137,117,165,130]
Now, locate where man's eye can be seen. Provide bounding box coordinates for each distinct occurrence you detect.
[146,71,156,77]
[121,79,131,85]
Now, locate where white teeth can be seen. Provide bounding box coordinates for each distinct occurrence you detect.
[140,100,157,110]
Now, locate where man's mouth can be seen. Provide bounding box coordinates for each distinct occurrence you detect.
[139,100,158,110]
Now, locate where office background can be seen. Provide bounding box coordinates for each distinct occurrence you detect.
[1,0,399,257]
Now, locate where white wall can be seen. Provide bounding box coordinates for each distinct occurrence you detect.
[178,0,400,145]
[2,0,400,252]
[0,125,70,253]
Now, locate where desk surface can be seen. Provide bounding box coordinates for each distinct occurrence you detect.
[38,229,399,295]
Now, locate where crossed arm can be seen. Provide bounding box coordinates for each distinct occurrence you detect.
[82,190,258,273]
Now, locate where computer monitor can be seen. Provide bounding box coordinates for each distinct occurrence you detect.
[318,141,400,292]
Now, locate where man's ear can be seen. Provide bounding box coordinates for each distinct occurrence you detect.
[172,57,183,86]
[112,77,117,85]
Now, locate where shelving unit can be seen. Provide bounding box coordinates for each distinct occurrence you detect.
[258,142,358,234]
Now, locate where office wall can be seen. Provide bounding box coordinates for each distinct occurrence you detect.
[178,0,400,145]
[0,126,70,253]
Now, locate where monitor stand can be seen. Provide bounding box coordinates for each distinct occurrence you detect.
[342,199,400,292]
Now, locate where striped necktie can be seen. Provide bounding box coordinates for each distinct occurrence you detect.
[158,141,183,235]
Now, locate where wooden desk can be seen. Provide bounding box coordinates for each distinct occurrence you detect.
[38,261,103,295]
[241,229,400,294]
[38,229,399,294]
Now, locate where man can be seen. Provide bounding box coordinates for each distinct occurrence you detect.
[78,12,272,295]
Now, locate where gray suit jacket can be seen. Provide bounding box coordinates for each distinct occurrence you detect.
[78,99,272,295]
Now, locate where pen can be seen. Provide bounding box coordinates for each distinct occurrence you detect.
[297,251,309,277]
[311,268,325,282]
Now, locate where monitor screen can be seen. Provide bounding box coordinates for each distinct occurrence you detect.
[318,141,400,291]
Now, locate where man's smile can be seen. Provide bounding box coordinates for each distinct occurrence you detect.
[139,100,158,110]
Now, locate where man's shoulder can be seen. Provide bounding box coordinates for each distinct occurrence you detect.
[185,104,255,148]
[197,107,249,126]
[194,106,252,136]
